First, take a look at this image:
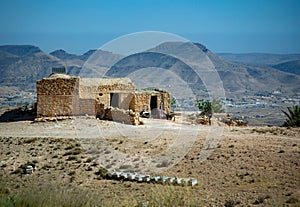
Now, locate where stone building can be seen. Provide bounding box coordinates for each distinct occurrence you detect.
[36,73,170,124]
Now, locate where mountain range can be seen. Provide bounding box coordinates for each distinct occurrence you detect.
[217,52,300,66]
[0,43,299,106]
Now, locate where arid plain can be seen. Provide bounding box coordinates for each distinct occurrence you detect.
[0,117,299,206]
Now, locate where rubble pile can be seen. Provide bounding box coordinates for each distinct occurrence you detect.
[186,112,248,126]
[104,108,140,125]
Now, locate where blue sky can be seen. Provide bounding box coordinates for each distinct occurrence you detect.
[0,0,299,54]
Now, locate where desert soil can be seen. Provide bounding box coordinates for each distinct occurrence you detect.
[0,117,299,206]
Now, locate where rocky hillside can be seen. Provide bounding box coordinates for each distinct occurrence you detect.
[272,60,300,76]
[0,45,62,91]
[218,52,300,66]
[107,42,300,97]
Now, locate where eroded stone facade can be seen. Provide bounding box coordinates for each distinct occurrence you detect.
[36,74,170,125]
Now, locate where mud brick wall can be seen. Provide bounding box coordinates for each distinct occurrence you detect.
[79,85,98,99]
[36,77,79,117]
[78,99,96,115]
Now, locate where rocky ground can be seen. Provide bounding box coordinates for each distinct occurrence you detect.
[0,117,299,206]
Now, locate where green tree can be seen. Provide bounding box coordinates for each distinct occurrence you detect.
[196,99,212,115]
[211,98,225,113]
[282,105,300,127]
[195,98,224,115]
[170,97,176,112]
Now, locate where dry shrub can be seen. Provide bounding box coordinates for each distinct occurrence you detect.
[0,179,137,207]
[147,185,201,206]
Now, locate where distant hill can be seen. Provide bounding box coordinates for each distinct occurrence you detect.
[50,49,79,60]
[107,42,300,97]
[0,45,42,57]
[0,45,124,92]
[50,49,90,76]
[218,53,300,66]
[272,60,300,76]
[0,43,299,102]
[0,45,62,91]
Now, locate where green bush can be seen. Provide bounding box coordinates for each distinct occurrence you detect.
[0,197,14,207]
[94,167,108,178]
[286,197,299,204]
[282,105,300,127]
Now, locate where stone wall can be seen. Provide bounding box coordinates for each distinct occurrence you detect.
[97,78,135,93]
[36,75,170,125]
[96,93,111,109]
[37,76,136,118]
[132,90,171,116]
[37,76,79,96]
[36,76,79,117]
[37,95,75,117]
[131,93,151,113]
[162,92,171,115]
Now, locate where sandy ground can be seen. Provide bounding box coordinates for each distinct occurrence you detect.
[0,117,300,206]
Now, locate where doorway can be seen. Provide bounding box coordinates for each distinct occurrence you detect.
[150,96,158,110]
[110,93,119,108]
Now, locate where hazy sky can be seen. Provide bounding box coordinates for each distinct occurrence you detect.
[0,0,299,54]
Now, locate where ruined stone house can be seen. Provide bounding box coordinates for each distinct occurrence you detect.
[36,73,170,124]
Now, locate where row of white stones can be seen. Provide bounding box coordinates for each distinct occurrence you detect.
[107,171,198,186]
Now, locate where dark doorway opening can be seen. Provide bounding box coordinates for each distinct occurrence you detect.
[110,93,119,108]
[150,96,157,110]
